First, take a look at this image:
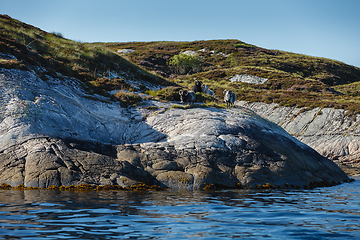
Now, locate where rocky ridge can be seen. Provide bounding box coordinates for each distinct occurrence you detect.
[237,101,360,175]
[0,67,350,189]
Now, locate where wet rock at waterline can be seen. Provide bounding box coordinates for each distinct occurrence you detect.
[0,68,350,189]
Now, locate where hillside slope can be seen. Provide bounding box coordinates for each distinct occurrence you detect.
[0,14,174,106]
[2,14,360,113]
[103,40,360,113]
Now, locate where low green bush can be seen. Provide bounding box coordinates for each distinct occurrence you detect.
[112,91,143,107]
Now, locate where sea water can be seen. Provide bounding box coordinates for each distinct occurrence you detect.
[0,178,359,239]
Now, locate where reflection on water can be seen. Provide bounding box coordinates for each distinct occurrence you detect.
[0,178,359,239]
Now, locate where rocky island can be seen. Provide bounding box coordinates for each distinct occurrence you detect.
[0,68,350,189]
[0,14,358,190]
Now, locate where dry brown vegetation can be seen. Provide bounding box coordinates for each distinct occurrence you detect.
[1,14,360,113]
[103,39,360,113]
[0,15,173,98]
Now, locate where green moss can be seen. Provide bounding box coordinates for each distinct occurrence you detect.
[143,105,159,110]
[169,104,187,110]
[145,86,182,102]
[112,91,144,108]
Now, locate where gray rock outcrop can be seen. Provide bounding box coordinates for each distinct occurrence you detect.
[237,101,360,175]
[229,74,268,84]
[0,68,350,189]
[117,49,135,54]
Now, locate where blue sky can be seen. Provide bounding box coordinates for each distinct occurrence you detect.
[1,0,359,67]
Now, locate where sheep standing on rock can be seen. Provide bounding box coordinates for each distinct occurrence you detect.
[202,84,215,97]
[192,81,203,93]
[223,90,236,108]
[179,89,196,105]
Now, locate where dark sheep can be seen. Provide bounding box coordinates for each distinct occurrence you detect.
[192,80,203,93]
[223,90,236,108]
[179,89,196,105]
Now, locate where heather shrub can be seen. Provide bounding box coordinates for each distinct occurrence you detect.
[113,91,143,107]
[145,86,182,101]
[167,53,202,75]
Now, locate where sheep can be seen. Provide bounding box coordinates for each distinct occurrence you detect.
[192,80,203,93]
[223,90,236,108]
[202,84,215,97]
[179,89,196,105]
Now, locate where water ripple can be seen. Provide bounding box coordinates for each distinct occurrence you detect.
[0,179,359,239]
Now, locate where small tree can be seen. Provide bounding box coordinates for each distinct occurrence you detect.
[167,53,202,75]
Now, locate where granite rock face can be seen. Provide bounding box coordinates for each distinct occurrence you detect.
[237,101,360,175]
[0,68,350,189]
[141,108,349,189]
[229,74,268,84]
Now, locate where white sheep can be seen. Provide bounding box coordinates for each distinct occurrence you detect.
[223,90,236,108]
[202,84,215,97]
